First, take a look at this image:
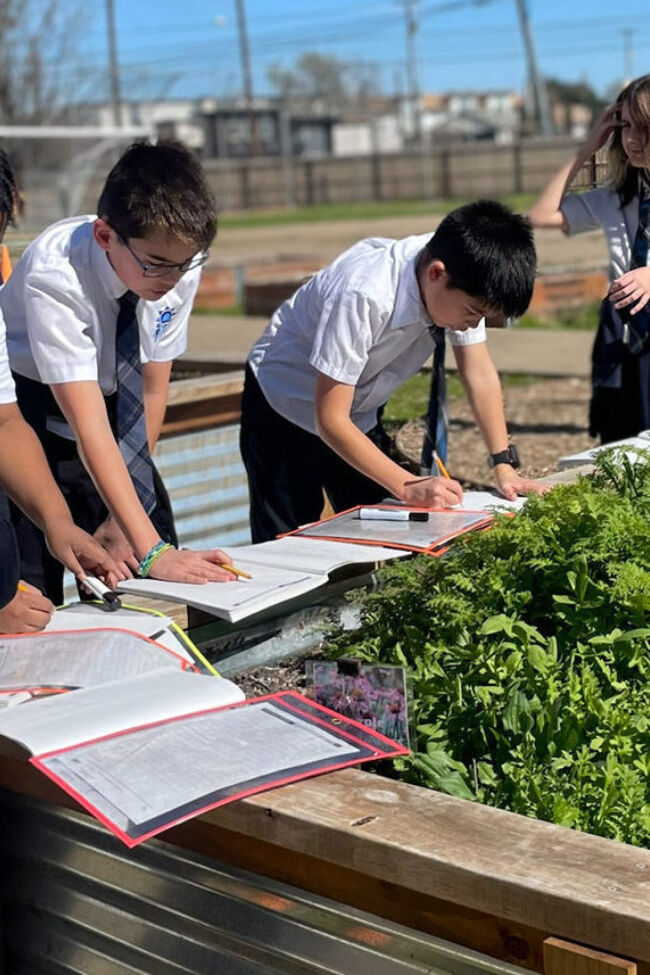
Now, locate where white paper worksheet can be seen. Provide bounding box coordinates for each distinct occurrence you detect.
[38,699,360,833]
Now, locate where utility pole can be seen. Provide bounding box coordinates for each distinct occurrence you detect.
[105,0,123,128]
[621,28,633,85]
[234,0,260,156]
[513,0,551,136]
[397,0,422,146]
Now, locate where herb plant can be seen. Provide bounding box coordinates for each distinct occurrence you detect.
[329,451,650,846]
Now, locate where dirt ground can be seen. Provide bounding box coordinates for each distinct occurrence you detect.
[397,375,595,487]
[216,219,607,275]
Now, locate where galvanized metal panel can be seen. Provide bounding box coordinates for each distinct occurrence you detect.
[155,424,252,549]
[0,790,530,975]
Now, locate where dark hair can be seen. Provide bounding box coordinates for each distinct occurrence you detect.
[0,148,23,226]
[607,74,650,206]
[97,141,217,250]
[421,200,536,319]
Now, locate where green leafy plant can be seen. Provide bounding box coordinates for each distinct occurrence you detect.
[329,449,650,846]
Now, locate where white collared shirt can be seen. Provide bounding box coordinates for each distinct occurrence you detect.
[249,233,486,435]
[561,183,647,281]
[0,310,15,404]
[1,215,200,394]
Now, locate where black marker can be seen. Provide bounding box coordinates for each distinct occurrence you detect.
[79,575,122,611]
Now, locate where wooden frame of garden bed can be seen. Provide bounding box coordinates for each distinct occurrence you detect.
[3,465,647,975]
[0,757,647,975]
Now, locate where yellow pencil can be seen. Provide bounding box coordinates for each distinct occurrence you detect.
[434,452,451,480]
[219,563,253,580]
[17,582,30,593]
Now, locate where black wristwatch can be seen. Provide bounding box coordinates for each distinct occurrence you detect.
[488,444,521,469]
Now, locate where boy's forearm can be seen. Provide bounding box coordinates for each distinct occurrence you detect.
[457,349,510,454]
[318,412,409,497]
[51,382,160,559]
[0,407,72,530]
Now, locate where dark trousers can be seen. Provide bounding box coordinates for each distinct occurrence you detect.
[240,364,389,543]
[11,374,177,604]
[0,488,20,610]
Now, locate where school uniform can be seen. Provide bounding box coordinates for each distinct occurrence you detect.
[0,310,21,609]
[242,233,486,542]
[0,215,202,602]
[561,177,650,442]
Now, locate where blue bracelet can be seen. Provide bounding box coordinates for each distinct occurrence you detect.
[138,541,174,578]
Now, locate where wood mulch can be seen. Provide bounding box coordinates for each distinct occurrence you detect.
[395,376,596,485]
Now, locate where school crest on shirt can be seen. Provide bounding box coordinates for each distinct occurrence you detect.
[154,306,176,341]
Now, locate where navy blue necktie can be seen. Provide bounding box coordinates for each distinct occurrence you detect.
[420,325,448,474]
[115,291,157,514]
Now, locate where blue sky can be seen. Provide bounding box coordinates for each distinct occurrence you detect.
[71,0,646,104]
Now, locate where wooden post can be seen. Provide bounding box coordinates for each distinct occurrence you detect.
[544,937,637,975]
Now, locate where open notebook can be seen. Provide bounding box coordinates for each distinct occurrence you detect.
[118,536,409,622]
[0,668,407,848]
[558,431,650,470]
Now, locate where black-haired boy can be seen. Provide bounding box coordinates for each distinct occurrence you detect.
[241,200,546,543]
[1,141,235,602]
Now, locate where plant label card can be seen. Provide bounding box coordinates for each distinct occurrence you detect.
[305,660,410,748]
[30,690,410,847]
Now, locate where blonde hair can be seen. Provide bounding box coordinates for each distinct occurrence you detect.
[607,73,650,205]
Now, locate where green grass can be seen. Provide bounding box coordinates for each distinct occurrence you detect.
[193,301,244,316]
[516,300,600,331]
[218,194,536,230]
[384,370,535,428]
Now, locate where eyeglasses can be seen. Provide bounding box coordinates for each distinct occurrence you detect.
[118,235,209,278]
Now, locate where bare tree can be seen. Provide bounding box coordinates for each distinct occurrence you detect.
[267,52,381,115]
[0,0,90,124]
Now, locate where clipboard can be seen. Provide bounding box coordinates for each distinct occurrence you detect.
[280,504,494,555]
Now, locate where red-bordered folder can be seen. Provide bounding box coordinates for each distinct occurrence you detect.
[30,690,409,848]
[280,504,494,555]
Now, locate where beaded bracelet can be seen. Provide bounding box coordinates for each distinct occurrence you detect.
[138,540,174,578]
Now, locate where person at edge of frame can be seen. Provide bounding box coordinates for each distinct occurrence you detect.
[529,73,650,445]
[0,141,236,604]
[0,148,121,631]
[240,199,549,544]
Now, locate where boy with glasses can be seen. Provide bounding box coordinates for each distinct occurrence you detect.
[0,141,235,602]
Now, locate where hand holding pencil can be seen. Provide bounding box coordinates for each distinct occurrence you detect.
[398,451,463,508]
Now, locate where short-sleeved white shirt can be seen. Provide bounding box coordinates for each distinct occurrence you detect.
[561,184,645,282]
[1,215,201,394]
[0,309,16,405]
[248,233,486,435]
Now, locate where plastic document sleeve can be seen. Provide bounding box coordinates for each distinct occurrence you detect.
[281,504,494,555]
[30,690,410,848]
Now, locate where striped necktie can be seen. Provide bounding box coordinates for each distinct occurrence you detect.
[420,325,448,474]
[115,291,157,514]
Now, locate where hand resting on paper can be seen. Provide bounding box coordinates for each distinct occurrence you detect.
[493,465,550,501]
[151,547,238,585]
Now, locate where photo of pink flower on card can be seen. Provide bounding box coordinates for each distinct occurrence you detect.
[305,659,410,748]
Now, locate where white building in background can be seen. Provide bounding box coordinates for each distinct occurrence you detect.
[419,90,522,145]
[70,99,205,150]
[61,88,525,160]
